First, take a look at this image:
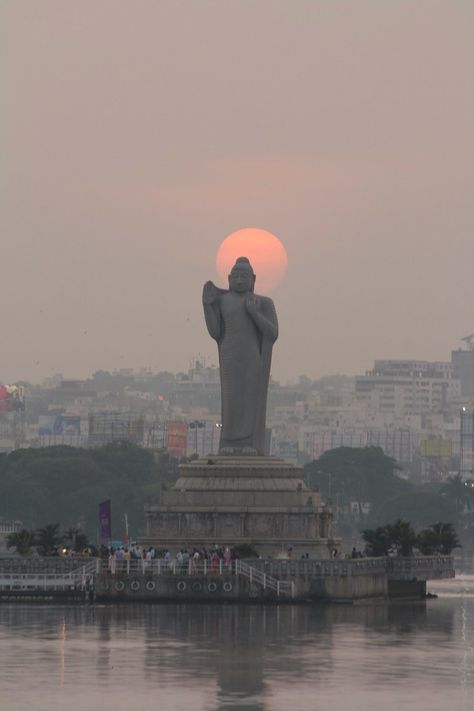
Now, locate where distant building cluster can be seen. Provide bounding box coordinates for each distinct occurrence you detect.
[2,340,474,482]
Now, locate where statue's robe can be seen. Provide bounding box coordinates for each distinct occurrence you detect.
[208,290,278,455]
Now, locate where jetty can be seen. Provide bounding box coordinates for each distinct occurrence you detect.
[0,555,454,603]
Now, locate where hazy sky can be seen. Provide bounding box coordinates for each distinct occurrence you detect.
[2,1,474,384]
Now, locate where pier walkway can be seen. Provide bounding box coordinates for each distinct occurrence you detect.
[0,555,455,603]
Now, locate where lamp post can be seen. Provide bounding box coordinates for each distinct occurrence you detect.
[214,422,222,454]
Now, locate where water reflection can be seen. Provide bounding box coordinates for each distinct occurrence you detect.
[0,589,473,711]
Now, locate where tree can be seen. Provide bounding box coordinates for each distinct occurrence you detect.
[361,526,391,557]
[304,446,408,513]
[0,443,159,538]
[65,527,90,553]
[416,528,439,555]
[417,522,460,555]
[376,490,458,529]
[36,523,61,555]
[362,519,417,557]
[441,474,474,513]
[7,529,36,556]
[0,443,180,539]
[384,519,417,556]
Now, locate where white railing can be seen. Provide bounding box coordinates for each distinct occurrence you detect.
[0,573,77,591]
[73,561,97,590]
[99,558,295,597]
[102,558,232,577]
[234,560,295,598]
[0,557,98,575]
[387,555,454,580]
[0,562,97,592]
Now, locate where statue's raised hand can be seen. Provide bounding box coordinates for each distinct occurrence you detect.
[203,280,219,305]
[245,295,260,313]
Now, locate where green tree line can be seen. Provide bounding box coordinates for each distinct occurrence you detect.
[7,523,93,556]
[362,520,460,557]
[1,442,470,550]
[304,447,468,526]
[0,442,182,541]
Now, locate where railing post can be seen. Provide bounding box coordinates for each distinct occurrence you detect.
[126,560,130,575]
[172,561,176,575]
[250,568,253,584]
[263,573,266,590]
[188,559,192,576]
[219,559,223,576]
[277,580,280,597]
[204,559,207,576]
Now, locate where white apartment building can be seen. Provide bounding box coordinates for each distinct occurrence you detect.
[355,360,460,417]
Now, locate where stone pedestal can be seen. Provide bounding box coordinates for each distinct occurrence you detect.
[143,456,338,558]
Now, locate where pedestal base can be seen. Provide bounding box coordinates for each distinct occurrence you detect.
[143,457,339,559]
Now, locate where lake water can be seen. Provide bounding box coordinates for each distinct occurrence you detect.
[1,576,473,711]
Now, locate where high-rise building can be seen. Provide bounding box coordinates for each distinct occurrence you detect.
[460,408,474,479]
[452,348,474,397]
[355,360,459,417]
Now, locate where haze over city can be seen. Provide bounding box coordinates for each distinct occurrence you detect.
[2,1,474,385]
[3,6,474,711]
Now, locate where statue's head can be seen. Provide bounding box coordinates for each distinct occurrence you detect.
[228,257,256,293]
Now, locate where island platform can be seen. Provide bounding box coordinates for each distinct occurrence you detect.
[0,555,454,603]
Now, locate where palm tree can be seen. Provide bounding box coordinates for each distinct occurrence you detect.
[362,520,417,557]
[441,474,474,513]
[422,522,460,555]
[362,526,391,557]
[65,527,90,553]
[7,529,36,556]
[385,519,418,557]
[35,523,61,556]
[416,528,439,555]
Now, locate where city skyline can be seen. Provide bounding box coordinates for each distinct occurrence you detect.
[3,341,473,389]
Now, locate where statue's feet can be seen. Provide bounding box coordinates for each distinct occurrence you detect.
[219,447,235,455]
[219,446,258,456]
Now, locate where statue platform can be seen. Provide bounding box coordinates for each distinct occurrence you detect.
[143,456,339,558]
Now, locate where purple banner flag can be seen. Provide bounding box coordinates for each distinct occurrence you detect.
[99,500,112,543]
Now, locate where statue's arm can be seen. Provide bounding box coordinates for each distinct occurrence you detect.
[202,281,221,341]
[204,303,221,340]
[246,296,278,342]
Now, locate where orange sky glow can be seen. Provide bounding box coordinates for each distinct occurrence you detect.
[216,228,288,294]
[1,1,474,382]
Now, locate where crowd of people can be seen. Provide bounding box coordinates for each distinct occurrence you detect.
[106,544,240,574]
[103,544,375,572]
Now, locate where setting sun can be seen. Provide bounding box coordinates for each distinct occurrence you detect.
[216,228,288,293]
